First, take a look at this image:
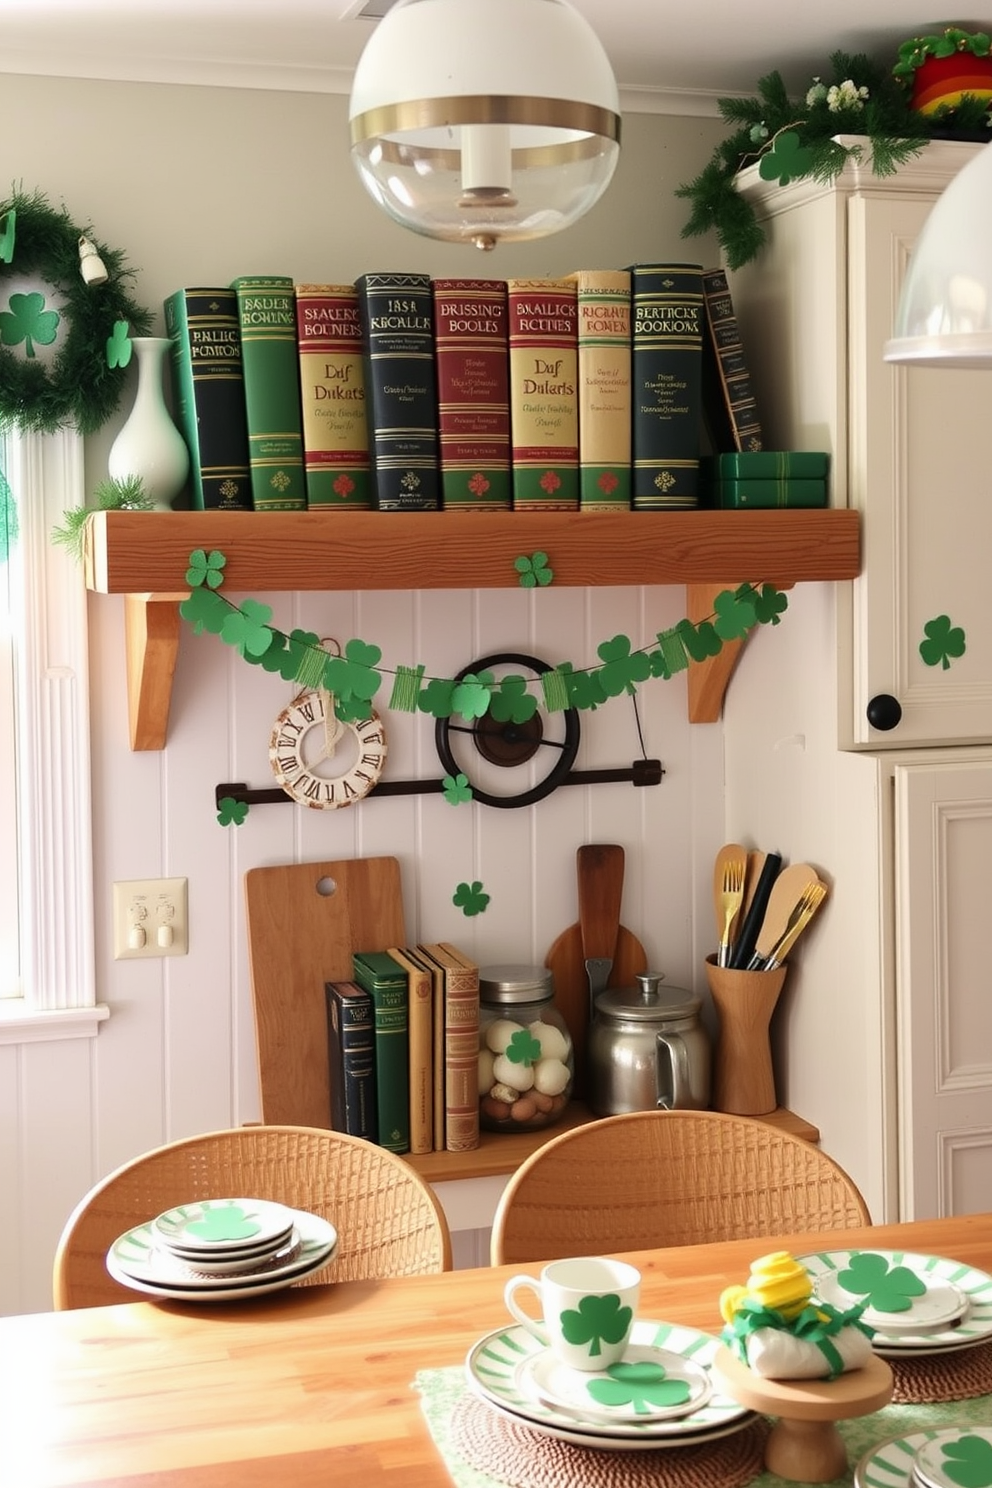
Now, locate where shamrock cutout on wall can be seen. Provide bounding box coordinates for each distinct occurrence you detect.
[453,880,490,916]
[758,130,816,185]
[586,1361,692,1415]
[217,796,248,827]
[920,614,966,669]
[836,1252,927,1313]
[939,1435,992,1488]
[560,1294,633,1358]
[442,772,473,805]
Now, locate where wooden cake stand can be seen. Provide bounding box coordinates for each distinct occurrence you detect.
[713,1345,894,1483]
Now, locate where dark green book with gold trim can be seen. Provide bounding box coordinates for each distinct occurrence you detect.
[163,288,253,511]
[355,272,440,511]
[629,263,704,510]
[352,950,410,1154]
[230,275,306,511]
[325,980,378,1142]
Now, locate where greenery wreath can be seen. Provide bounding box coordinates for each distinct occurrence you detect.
[0,188,152,434]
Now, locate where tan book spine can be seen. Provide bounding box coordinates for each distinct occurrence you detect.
[568,269,631,510]
[418,942,480,1152]
[506,277,579,510]
[387,946,434,1155]
[294,283,371,510]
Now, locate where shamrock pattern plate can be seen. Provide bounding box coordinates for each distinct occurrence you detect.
[108,1209,337,1301]
[466,1318,753,1447]
[515,1342,713,1425]
[854,1429,992,1488]
[796,1250,992,1355]
[153,1198,296,1253]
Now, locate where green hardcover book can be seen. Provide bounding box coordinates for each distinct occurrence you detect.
[704,476,828,509]
[702,450,831,480]
[230,275,306,511]
[163,288,253,511]
[354,271,440,511]
[352,949,410,1154]
[629,263,704,510]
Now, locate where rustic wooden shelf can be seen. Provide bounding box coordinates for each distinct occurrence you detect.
[83,508,860,750]
[404,1101,821,1184]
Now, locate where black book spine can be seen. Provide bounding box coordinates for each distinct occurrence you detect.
[163,288,253,511]
[700,268,764,456]
[355,272,440,511]
[325,981,378,1141]
[629,263,704,510]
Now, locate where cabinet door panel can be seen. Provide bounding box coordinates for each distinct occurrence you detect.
[849,195,992,747]
[894,758,992,1217]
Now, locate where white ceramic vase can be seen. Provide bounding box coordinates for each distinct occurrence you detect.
[108,336,189,511]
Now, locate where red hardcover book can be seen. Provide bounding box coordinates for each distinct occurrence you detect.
[432,278,511,510]
[506,277,579,510]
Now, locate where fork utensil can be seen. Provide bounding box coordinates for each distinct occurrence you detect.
[757,881,828,970]
[717,857,745,967]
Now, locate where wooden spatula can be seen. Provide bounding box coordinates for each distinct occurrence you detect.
[748,863,820,970]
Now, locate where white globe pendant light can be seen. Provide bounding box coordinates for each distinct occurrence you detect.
[885,140,992,367]
[348,0,621,251]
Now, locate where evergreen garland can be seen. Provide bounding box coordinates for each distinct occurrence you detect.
[677,49,990,271]
[0,188,152,434]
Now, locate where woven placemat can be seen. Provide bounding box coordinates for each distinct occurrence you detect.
[450,1394,770,1488]
[889,1340,992,1403]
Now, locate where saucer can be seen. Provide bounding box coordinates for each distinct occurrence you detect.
[153,1198,296,1254]
[912,1427,992,1488]
[515,1342,713,1424]
[814,1267,967,1332]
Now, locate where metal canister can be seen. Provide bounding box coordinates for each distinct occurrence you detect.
[587,972,711,1115]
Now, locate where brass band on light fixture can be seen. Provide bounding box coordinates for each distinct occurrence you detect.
[347,0,621,249]
[350,95,622,147]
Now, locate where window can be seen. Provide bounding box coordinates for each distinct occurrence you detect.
[0,429,105,1040]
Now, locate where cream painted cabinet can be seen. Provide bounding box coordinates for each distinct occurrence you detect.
[733,137,992,751]
[721,141,992,1223]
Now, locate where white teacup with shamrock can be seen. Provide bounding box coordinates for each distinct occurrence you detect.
[504,1256,640,1371]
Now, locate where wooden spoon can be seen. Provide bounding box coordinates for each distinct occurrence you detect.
[749,863,821,968]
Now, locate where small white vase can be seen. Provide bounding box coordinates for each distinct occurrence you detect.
[108,336,190,511]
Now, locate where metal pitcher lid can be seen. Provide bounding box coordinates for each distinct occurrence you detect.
[595,972,701,1021]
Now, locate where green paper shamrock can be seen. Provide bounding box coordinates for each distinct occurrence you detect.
[179,586,229,635]
[259,628,321,679]
[418,676,457,718]
[106,319,133,370]
[0,290,59,360]
[836,1252,926,1313]
[489,675,538,725]
[515,551,554,588]
[713,586,757,641]
[920,614,966,669]
[220,598,274,659]
[676,616,723,662]
[504,1028,542,1067]
[322,638,383,703]
[749,583,789,625]
[596,635,652,696]
[585,1361,692,1415]
[560,1294,633,1357]
[217,796,249,826]
[185,548,227,589]
[451,672,494,721]
[939,1435,992,1488]
[453,880,490,916]
[758,130,815,185]
[442,773,473,805]
[558,660,607,711]
[185,1204,261,1243]
[0,207,16,263]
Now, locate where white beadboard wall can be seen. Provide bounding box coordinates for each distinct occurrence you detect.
[0,72,735,1315]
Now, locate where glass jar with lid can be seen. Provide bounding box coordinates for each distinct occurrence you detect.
[478,963,574,1132]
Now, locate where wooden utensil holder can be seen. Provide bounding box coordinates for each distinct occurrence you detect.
[704,954,787,1115]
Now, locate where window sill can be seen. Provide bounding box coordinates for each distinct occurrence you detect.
[0,1003,109,1045]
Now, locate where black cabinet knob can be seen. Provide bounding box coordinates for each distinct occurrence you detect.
[866,693,902,731]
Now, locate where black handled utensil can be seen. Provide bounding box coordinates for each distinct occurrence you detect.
[728,851,782,969]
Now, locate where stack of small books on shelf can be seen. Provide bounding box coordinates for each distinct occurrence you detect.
[325,943,481,1156]
[162,263,825,521]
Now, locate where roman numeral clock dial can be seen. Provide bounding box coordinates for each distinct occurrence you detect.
[269,687,387,809]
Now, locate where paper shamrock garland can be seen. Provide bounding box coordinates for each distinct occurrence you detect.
[0,188,151,434]
[180,547,790,731]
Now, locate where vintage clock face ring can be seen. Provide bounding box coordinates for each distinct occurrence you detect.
[435,652,580,809]
[269,687,387,809]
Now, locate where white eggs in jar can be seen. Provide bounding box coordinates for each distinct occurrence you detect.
[477,964,575,1133]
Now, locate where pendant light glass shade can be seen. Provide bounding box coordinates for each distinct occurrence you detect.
[885,141,992,367]
[348,0,621,251]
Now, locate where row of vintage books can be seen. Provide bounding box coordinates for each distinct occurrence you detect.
[163,264,781,521]
[326,943,481,1156]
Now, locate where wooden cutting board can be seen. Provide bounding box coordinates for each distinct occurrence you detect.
[544,845,648,1098]
[244,857,406,1129]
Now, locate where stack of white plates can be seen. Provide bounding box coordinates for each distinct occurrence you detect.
[107,1197,338,1301]
[797,1249,992,1358]
[855,1426,992,1488]
[465,1319,757,1452]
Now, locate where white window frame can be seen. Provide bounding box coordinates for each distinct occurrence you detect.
[0,428,107,1043]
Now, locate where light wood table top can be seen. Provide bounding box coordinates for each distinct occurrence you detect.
[2,1213,989,1488]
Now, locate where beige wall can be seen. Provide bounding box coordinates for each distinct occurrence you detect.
[1,73,739,1314]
